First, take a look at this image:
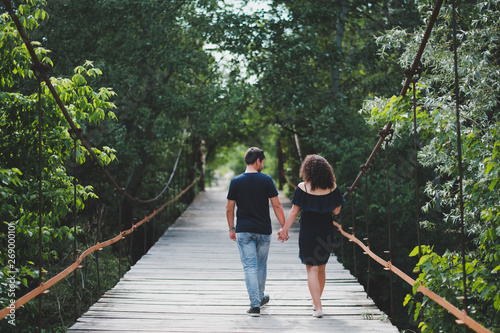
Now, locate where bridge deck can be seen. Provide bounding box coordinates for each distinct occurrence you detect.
[68,185,398,332]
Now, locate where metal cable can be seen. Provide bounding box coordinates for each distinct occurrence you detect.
[95,169,102,296]
[350,190,357,277]
[411,78,422,259]
[0,175,201,320]
[37,75,43,333]
[0,1,483,331]
[345,0,444,198]
[410,70,425,323]
[452,0,469,327]
[363,171,371,298]
[136,140,185,204]
[332,220,492,333]
[2,0,186,206]
[384,137,394,321]
[118,195,123,279]
[70,131,79,322]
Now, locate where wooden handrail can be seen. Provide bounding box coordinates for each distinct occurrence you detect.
[333,220,492,333]
[0,175,200,321]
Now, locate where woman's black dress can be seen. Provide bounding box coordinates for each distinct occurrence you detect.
[291,186,345,266]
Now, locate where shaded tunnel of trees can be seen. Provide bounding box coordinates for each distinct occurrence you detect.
[1,0,499,332]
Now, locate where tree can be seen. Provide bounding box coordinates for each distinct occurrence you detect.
[1,1,117,330]
[208,1,425,329]
[35,0,255,240]
[362,1,500,330]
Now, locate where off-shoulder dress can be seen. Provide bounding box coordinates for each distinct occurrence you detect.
[291,186,345,266]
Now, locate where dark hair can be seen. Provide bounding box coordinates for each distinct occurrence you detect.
[299,154,336,191]
[244,147,265,165]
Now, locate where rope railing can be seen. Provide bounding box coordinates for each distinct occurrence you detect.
[0,174,201,321]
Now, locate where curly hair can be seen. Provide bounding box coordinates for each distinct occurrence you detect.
[299,154,336,191]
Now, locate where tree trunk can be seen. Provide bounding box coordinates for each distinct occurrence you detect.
[278,138,286,190]
[331,0,348,96]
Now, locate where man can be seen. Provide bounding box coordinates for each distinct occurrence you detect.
[226,147,285,317]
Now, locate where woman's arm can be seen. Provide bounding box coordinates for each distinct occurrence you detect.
[277,204,300,242]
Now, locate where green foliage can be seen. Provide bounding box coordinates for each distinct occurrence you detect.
[363,1,500,331]
[406,245,499,332]
[2,0,249,330]
[3,0,499,332]
[1,1,118,330]
[210,2,425,330]
[35,0,249,202]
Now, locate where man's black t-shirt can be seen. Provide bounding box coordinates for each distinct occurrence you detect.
[227,172,279,235]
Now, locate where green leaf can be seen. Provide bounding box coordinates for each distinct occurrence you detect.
[409,246,421,257]
[403,294,412,306]
[412,280,420,295]
[72,73,87,86]
[489,178,498,191]
[485,162,495,174]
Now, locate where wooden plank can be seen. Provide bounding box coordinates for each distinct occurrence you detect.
[68,186,398,332]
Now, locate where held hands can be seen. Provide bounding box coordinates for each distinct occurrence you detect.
[277,228,289,242]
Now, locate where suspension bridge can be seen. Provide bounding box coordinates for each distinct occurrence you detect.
[67,181,398,332]
[0,0,495,332]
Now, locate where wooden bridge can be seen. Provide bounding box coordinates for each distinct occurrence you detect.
[68,183,398,332]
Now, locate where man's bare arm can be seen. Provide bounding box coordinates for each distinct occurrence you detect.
[226,199,237,241]
[270,196,285,228]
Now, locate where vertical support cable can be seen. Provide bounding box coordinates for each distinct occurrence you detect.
[37,76,43,333]
[350,189,357,277]
[182,148,186,191]
[118,196,122,279]
[182,148,185,194]
[412,80,422,259]
[165,188,170,227]
[95,169,102,295]
[452,0,469,328]
[364,171,371,297]
[129,218,135,262]
[409,65,426,324]
[152,216,156,245]
[339,210,345,263]
[185,147,189,189]
[384,138,394,320]
[143,217,147,255]
[70,131,78,322]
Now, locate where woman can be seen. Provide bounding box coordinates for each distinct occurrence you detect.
[277,154,345,318]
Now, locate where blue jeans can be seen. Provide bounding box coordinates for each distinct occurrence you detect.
[236,232,271,308]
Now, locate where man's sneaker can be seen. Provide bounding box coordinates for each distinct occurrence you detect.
[247,307,260,317]
[260,295,270,307]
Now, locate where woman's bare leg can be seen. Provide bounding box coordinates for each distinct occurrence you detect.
[306,264,326,311]
[319,264,326,297]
